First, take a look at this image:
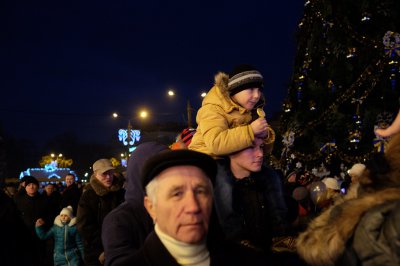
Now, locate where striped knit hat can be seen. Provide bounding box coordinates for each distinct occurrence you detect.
[228,64,263,96]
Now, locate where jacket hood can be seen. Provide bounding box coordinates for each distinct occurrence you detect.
[89,173,123,196]
[124,142,168,205]
[203,72,265,113]
[54,215,77,227]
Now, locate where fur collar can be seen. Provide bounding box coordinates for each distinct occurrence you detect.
[88,175,123,196]
[296,187,400,266]
[214,72,229,95]
[54,215,77,227]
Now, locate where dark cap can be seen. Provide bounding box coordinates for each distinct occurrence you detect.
[23,176,39,186]
[141,149,217,189]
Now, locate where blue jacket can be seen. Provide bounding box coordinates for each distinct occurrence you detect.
[36,216,84,266]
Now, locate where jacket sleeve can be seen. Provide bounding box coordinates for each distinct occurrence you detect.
[197,104,254,156]
[35,225,54,240]
[74,227,85,258]
[76,190,102,248]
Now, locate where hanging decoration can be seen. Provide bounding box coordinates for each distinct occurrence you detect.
[320,140,336,154]
[372,133,388,153]
[281,131,295,158]
[327,79,335,93]
[383,31,400,58]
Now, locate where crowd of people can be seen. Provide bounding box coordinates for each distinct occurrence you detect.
[2,64,400,266]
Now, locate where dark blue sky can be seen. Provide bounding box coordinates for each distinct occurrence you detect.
[2,1,304,144]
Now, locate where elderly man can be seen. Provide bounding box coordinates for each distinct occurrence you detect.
[116,149,263,266]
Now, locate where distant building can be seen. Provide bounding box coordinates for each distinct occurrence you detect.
[20,162,77,183]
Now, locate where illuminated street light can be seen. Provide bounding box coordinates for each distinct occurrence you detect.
[201,92,207,98]
[139,110,148,119]
[166,89,194,128]
[112,112,118,118]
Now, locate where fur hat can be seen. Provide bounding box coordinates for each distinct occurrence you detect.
[228,64,263,96]
[60,206,74,218]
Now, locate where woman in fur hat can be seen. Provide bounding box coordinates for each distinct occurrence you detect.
[36,206,84,266]
[296,134,400,266]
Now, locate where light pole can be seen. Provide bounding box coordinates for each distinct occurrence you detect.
[168,89,206,129]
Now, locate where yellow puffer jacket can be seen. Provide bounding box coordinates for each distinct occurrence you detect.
[189,72,274,158]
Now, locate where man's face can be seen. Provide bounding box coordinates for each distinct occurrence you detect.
[145,165,213,244]
[65,175,74,187]
[44,184,54,195]
[230,138,264,177]
[95,170,114,188]
[25,183,39,197]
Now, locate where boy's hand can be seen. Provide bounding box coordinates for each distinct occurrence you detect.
[251,118,268,137]
[35,218,45,227]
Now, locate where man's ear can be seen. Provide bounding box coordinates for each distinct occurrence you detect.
[144,196,156,222]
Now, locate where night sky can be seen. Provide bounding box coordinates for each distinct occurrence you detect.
[3,1,304,145]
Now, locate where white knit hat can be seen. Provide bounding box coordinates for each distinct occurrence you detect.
[60,206,74,218]
[347,163,366,177]
[322,177,340,190]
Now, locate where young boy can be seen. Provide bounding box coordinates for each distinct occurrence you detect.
[36,206,84,266]
[189,64,274,157]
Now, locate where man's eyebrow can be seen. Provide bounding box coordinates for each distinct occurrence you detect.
[166,185,184,193]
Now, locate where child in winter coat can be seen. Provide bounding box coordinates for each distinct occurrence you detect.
[189,64,275,157]
[36,206,84,266]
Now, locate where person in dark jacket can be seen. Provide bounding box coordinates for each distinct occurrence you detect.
[14,176,51,266]
[214,137,289,251]
[114,149,265,266]
[43,183,62,220]
[61,173,81,216]
[1,189,30,266]
[77,159,124,266]
[102,142,168,266]
[297,133,400,266]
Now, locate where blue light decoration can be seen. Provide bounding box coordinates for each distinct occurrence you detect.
[20,161,77,182]
[118,129,141,146]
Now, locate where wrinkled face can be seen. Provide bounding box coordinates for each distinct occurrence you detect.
[145,165,213,244]
[231,87,262,110]
[95,170,114,188]
[25,183,39,197]
[65,175,75,187]
[230,138,264,176]
[60,214,71,223]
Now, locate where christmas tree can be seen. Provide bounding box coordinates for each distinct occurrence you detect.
[279,0,400,174]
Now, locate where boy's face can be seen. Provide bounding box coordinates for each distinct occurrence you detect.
[231,87,262,110]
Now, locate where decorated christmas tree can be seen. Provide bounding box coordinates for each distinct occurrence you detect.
[279,0,400,174]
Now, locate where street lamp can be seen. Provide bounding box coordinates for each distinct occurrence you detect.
[167,90,194,128]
